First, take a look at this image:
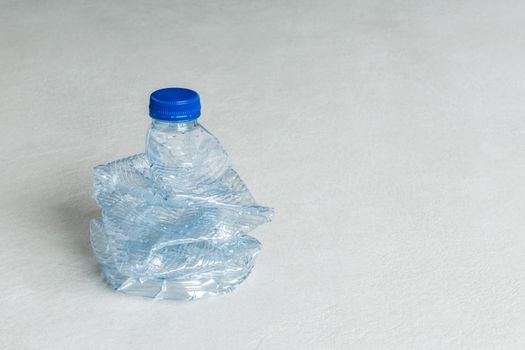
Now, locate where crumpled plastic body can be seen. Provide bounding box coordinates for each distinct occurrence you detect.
[90,152,273,300]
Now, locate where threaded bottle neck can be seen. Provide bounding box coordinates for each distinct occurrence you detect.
[151,119,198,132]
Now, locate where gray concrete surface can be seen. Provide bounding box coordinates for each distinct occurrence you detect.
[1,0,525,348]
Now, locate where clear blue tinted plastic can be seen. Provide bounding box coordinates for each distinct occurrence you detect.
[90,95,273,300]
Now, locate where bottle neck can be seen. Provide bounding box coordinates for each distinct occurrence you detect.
[150,119,198,132]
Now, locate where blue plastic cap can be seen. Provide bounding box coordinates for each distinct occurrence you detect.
[149,88,201,121]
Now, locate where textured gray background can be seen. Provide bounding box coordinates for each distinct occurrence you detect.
[1,0,525,349]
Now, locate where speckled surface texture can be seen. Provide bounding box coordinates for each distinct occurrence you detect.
[1,0,525,348]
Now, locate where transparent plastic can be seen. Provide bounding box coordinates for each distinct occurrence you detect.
[90,119,273,300]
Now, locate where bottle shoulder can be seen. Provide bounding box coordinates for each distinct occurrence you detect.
[147,122,222,149]
[145,121,232,189]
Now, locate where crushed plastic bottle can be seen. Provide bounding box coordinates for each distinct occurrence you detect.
[90,88,273,300]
